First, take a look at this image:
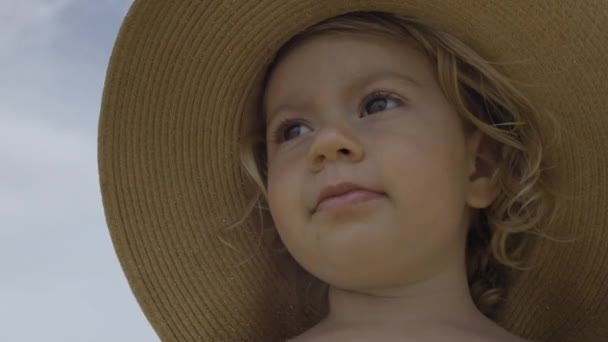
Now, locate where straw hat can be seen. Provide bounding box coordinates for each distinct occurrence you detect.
[98,1,608,341]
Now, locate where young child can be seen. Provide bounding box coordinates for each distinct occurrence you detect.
[98,2,608,341]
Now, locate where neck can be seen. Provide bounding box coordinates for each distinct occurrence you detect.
[320,259,490,332]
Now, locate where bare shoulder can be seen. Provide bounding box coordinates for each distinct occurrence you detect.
[287,332,529,342]
[452,331,530,342]
[284,320,531,342]
[445,325,530,342]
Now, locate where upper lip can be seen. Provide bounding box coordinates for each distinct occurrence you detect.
[314,181,383,211]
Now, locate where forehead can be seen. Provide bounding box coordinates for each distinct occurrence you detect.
[262,32,433,118]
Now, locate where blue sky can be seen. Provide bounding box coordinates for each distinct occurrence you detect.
[0,1,159,340]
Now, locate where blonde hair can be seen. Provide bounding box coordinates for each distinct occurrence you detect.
[233,11,564,320]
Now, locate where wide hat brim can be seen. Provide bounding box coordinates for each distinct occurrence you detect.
[98,1,608,341]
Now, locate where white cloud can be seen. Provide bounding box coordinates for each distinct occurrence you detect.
[0,114,93,223]
[0,0,159,340]
[0,0,76,52]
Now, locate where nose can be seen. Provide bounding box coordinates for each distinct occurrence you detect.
[307,124,364,172]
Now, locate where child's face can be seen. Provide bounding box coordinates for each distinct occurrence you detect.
[262,33,495,290]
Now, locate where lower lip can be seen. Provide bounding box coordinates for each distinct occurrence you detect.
[315,190,385,213]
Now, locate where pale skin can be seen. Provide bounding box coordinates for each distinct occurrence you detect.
[262,32,527,341]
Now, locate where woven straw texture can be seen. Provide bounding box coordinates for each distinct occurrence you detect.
[98,1,608,341]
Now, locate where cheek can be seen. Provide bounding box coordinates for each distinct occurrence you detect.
[266,158,319,271]
[266,157,305,231]
[267,162,288,213]
[379,135,468,234]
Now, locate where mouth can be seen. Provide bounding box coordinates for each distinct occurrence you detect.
[314,181,385,214]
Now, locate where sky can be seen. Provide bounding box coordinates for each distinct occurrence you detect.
[0,1,159,341]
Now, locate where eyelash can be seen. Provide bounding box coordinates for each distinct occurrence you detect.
[271,90,403,145]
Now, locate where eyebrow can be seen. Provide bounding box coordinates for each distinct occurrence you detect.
[264,71,421,125]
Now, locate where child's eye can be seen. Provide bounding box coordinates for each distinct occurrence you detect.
[272,119,312,144]
[361,91,403,116]
[270,91,403,145]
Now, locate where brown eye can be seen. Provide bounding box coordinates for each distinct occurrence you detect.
[362,92,402,116]
[283,123,308,141]
[272,119,312,144]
